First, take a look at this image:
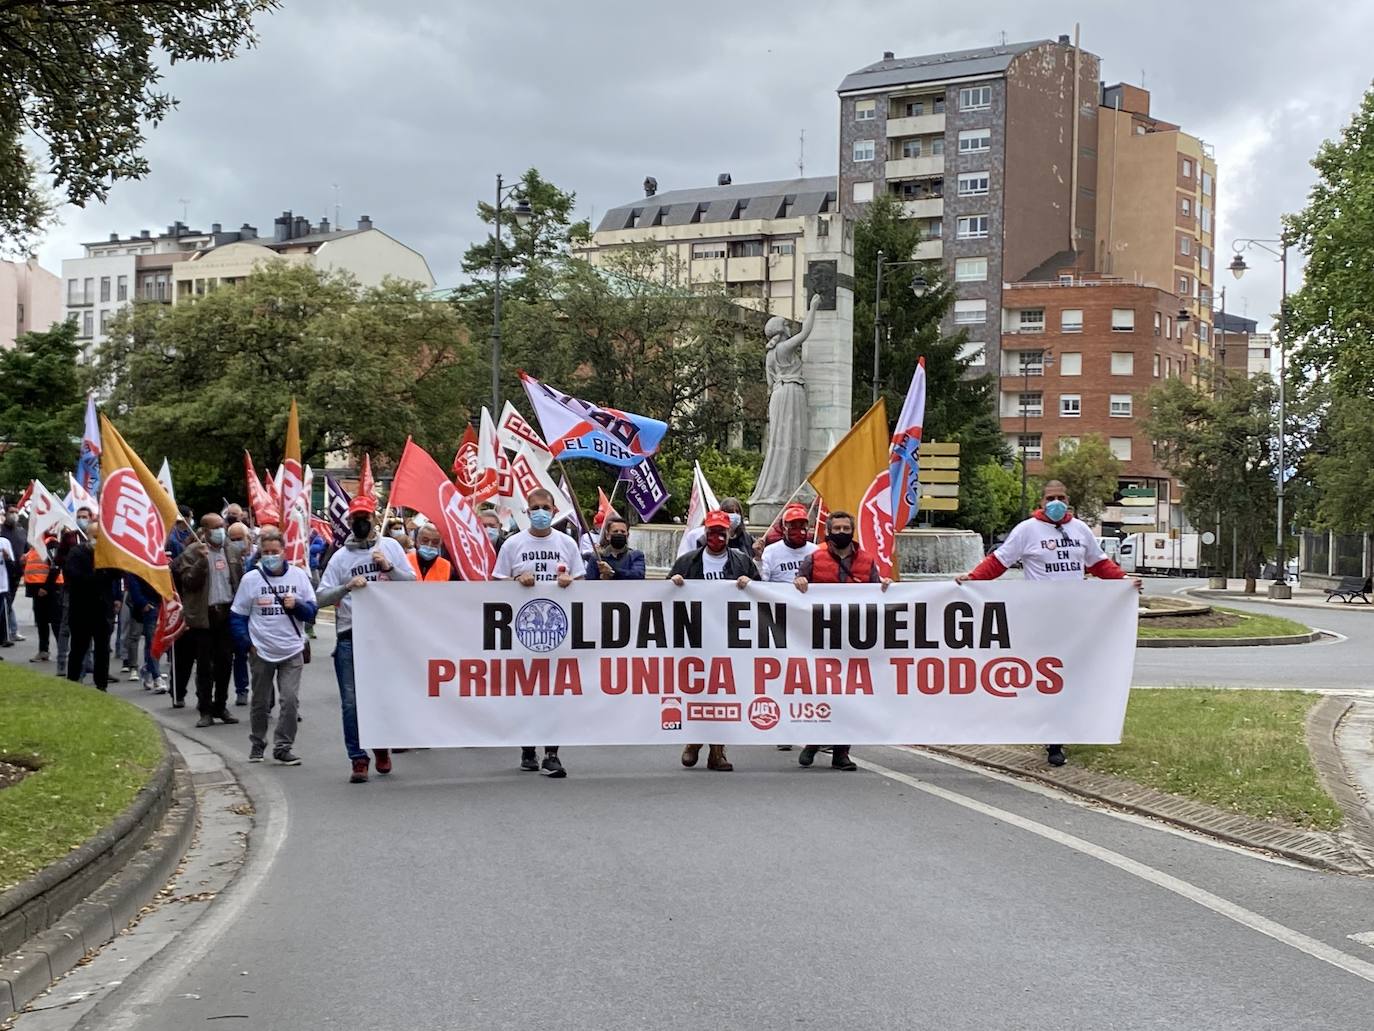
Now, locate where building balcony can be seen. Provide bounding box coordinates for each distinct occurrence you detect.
[767,254,795,280]
[914,239,943,260]
[725,256,766,283]
[900,198,943,219]
[886,114,946,138]
[885,156,944,180]
[690,256,726,283]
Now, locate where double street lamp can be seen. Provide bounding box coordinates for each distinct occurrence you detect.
[1229,236,1291,597]
[489,174,533,411]
[872,248,929,404]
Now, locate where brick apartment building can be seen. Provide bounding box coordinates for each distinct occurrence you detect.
[1000,273,1193,532]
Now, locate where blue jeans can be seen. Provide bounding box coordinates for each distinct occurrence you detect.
[5,590,18,638]
[140,612,160,680]
[332,634,366,762]
[233,645,250,697]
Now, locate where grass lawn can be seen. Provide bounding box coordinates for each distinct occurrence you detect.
[1073,688,1342,830]
[1138,605,1311,639]
[0,664,164,892]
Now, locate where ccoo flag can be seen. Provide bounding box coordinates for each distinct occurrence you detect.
[520,372,667,467]
[888,358,926,530]
[94,414,180,600]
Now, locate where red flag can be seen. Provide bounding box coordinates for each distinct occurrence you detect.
[245,452,280,525]
[309,515,332,542]
[594,487,618,534]
[150,590,187,660]
[389,438,495,581]
[855,470,896,579]
[813,498,830,545]
[452,426,479,491]
[359,454,375,502]
[15,481,34,511]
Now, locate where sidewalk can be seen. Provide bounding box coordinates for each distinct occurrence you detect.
[1186,577,1374,613]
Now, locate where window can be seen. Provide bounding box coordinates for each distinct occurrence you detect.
[955,257,987,282]
[1166,357,1174,378]
[81,311,93,337]
[728,240,764,257]
[901,138,922,158]
[1018,392,1043,417]
[853,139,875,162]
[855,99,876,121]
[99,276,111,302]
[901,99,924,118]
[99,309,111,334]
[1153,312,1162,336]
[852,180,874,203]
[67,279,80,304]
[1200,206,1212,233]
[1111,352,1135,375]
[1059,352,1082,376]
[116,275,128,301]
[929,136,944,155]
[1060,394,1081,417]
[768,241,795,255]
[919,218,942,241]
[957,342,986,367]
[1110,437,1133,461]
[1181,197,1192,217]
[1178,274,1190,295]
[1058,436,1080,453]
[1153,353,1161,377]
[1017,434,1043,461]
[727,281,764,298]
[954,299,986,324]
[1060,308,1083,333]
[957,171,990,196]
[1018,308,1045,333]
[771,279,794,298]
[1111,308,1135,332]
[1165,315,1173,338]
[1110,394,1133,417]
[1199,323,1209,343]
[1202,170,1213,196]
[1181,158,1193,178]
[1017,349,1046,374]
[1179,235,1191,255]
[959,85,992,111]
[956,215,989,239]
[83,278,93,304]
[958,128,991,153]
[692,242,725,259]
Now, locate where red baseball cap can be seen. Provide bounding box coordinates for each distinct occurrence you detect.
[782,504,809,524]
[704,510,731,530]
[347,495,375,518]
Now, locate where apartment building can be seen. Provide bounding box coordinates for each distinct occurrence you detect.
[1097,83,1218,386]
[1,258,61,350]
[836,36,1100,375]
[582,176,837,321]
[61,212,433,355]
[1216,312,1272,378]
[1000,273,1193,532]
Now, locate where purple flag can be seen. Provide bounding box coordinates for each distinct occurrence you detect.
[621,458,670,521]
[325,475,352,545]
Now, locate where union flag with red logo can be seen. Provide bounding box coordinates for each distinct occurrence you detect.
[94,414,181,600]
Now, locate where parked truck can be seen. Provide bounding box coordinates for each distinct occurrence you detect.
[1116,532,1201,575]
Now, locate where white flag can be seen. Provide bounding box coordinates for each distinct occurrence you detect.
[156,458,176,507]
[68,472,100,516]
[30,480,77,542]
[677,461,720,556]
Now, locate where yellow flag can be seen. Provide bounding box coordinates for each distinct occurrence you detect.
[806,399,889,515]
[94,414,180,600]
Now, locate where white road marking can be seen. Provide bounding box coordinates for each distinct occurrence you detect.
[1350,932,1374,949]
[857,753,1374,986]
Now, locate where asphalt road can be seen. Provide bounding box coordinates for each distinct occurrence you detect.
[7,607,1374,1031]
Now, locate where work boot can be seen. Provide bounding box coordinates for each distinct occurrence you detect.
[195,714,214,728]
[350,757,370,783]
[374,749,392,774]
[681,744,702,768]
[706,745,733,772]
[214,711,240,725]
[831,748,857,772]
[798,746,819,767]
[1046,744,1067,767]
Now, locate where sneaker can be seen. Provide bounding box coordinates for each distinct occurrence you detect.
[776,745,794,751]
[214,711,240,725]
[195,715,214,728]
[12,634,24,642]
[119,664,130,673]
[1047,745,1067,767]
[157,674,169,690]
[141,672,154,691]
[128,668,140,682]
[541,754,567,778]
[350,757,370,783]
[374,749,392,774]
[306,625,316,639]
[520,747,539,772]
[798,746,819,767]
[234,693,249,707]
[30,652,48,662]
[274,751,302,766]
[249,747,265,763]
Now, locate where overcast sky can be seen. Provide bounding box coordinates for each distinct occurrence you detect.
[31,0,1374,331]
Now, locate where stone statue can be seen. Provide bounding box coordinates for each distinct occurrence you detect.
[750,294,821,513]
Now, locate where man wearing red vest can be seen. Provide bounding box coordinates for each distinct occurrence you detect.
[792,509,891,771]
[406,524,459,581]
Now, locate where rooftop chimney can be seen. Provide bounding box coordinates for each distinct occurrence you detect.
[1058,33,1070,44]
[109,233,119,242]
[293,216,309,238]
[318,218,331,234]
[717,173,732,186]
[357,215,373,231]
[240,223,257,239]
[211,222,222,234]
[643,176,658,197]
[883,50,894,60]
[274,211,292,242]
[140,229,151,238]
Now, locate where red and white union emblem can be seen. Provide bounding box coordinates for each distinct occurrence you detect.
[100,468,168,568]
[748,697,781,732]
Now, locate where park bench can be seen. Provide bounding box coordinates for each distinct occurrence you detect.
[1324,575,1372,603]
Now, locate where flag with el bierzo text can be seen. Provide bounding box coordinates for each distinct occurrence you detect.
[351,579,1139,748]
[389,438,496,581]
[520,372,667,467]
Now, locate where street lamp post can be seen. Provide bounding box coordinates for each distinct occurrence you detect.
[1229,237,1290,598]
[872,248,929,404]
[489,174,533,412]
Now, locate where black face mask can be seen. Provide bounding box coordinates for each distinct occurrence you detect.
[607,534,628,550]
[351,518,373,540]
[827,531,854,551]
[225,515,241,526]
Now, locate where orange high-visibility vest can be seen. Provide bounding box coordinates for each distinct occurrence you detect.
[23,545,58,586]
[406,551,452,582]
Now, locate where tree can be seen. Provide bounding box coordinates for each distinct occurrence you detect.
[1041,434,1122,523]
[958,458,1026,546]
[1283,84,1374,531]
[0,320,84,493]
[1145,373,1278,592]
[88,263,476,515]
[0,1,278,249]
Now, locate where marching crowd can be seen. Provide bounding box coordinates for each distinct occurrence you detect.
[2,479,1137,784]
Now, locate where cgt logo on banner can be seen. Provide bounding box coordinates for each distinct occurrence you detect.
[351,580,1138,749]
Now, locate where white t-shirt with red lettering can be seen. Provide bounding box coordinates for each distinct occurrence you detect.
[992,516,1107,581]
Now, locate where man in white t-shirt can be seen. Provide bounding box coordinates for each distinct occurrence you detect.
[230,528,317,765]
[759,503,817,583]
[957,479,1140,767]
[493,487,582,778]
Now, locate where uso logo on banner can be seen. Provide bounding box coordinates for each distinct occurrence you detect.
[101,469,169,568]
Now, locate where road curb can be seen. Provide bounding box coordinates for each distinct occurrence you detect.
[1137,631,1325,648]
[920,744,1374,876]
[1309,698,1374,865]
[0,747,197,1020]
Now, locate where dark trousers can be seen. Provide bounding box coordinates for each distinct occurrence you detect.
[173,630,198,703]
[32,593,60,655]
[194,605,234,715]
[67,614,111,689]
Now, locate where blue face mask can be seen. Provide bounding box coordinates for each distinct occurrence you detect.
[209,528,226,546]
[485,527,501,544]
[529,509,553,531]
[1044,500,1069,523]
[259,554,285,574]
[418,545,440,561]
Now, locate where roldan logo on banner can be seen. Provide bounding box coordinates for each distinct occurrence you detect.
[352,580,1137,748]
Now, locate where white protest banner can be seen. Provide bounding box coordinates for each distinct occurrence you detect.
[353,580,1137,748]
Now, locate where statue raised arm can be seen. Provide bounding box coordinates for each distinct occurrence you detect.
[752,294,821,511]
[764,294,821,388]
